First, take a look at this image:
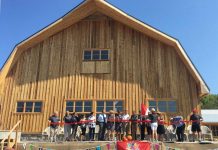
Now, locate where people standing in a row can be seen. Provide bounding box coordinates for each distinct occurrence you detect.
[63,111,80,141]
[49,108,203,142]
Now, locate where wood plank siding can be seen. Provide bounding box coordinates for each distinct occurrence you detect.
[0,13,200,133]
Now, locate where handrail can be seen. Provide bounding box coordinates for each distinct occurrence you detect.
[1,120,21,150]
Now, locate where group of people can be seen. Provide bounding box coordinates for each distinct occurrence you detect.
[48,108,203,142]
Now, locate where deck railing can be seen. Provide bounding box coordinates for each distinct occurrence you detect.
[1,120,21,150]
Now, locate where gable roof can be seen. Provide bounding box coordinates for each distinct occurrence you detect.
[0,0,209,95]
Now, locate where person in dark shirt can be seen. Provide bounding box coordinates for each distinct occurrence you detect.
[146,112,152,141]
[149,108,158,141]
[190,109,203,141]
[63,111,72,141]
[157,113,165,142]
[139,114,146,140]
[48,111,60,142]
[71,112,79,141]
[130,110,138,140]
[115,110,123,141]
[79,114,87,141]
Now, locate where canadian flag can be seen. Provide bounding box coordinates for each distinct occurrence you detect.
[141,104,149,116]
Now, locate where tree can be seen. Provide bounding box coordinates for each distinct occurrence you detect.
[201,94,218,109]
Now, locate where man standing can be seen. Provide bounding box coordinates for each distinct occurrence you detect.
[139,113,146,140]
[190,109,203,141]
[122,109,130,137]
[97,109,107,141]
[71,112,79,141]
[48,111,60,142]
[88,112,96,141]
[63,111,72,141]
[172,115,185,142]
[130,110,139,140]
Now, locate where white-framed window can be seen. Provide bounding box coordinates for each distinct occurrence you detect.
[83,49,109,61]
[148,99,177,113]
[16,101,43,113]
[66,100,93,113]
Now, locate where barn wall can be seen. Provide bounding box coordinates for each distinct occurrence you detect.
[0,14,200,132]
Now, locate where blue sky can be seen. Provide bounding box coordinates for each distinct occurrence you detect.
[0,0,217,94]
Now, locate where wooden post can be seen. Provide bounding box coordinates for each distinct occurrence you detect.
[15,127,18,150]
[1,142,4,150]
[7,134,11,148]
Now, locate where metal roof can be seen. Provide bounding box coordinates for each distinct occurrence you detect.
[201,109,218,123]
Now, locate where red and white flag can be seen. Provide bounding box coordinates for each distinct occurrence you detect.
[141,104,149,116]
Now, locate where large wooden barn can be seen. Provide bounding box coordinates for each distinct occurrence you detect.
[0,0,209,133]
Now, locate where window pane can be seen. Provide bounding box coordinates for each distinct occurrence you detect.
[26,102,33,107]
[149,101,156,110]
[25,102,33,112]
[168,101,176,107]
[35,102,42,107]
[75,101,82,107]
[66,101,74,112]
[106,101,113,106]
[75,101,83,112]
[106,101,113,112]
[34,102,42,112]
[34,107,42,112]
[115,101,123,112]
[84,101,92,112]
[17,108,24,112]
[84,101,92,107]
[116,107,123,112]
[168,107,177,112]
[17,102,24,107]
[84,51,92,60]
[84,107,92,112]
[101,50,109,60]
[92,50,100,60]
[97,101,104,112]
[66,107,74,112]
[158,101,167,112]
[115,101,123,107]
[97,101,104,107]
[97,106,104,112]
[75,107,82,112]
[168,101,177,112]
[66,101,74,107]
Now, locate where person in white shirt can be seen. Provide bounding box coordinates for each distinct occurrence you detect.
[88,112,96,141]
[97,109,107,140]
[122,109,130,136]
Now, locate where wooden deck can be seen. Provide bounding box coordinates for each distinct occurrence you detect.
[16,141,218,150]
